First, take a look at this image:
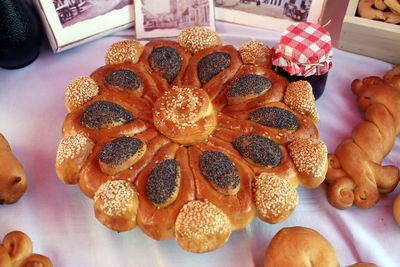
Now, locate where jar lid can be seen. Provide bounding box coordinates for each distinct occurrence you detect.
[272,22,333,77]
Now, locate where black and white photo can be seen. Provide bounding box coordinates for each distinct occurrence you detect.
[134,0,216,39]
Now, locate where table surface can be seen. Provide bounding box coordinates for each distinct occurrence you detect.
[1,5,399,267]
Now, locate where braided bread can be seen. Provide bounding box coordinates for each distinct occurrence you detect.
[326,65,400,209]
[55,26,328,252]
[1,231,52,267]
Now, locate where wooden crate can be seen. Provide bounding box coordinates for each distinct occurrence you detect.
[339,0,400,64]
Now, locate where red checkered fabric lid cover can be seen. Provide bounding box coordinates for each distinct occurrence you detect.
[272,22,333,77]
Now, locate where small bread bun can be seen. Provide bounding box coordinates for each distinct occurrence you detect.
[18,253,53,267]
[254,172,298,224]
[0,133,27,204]
[56,134,95,184]
[65,76,99,112]
[1,231,53,267]
[284,80,320,125]
[175,200,231,253]
[153,86,217,145]
[105,40,144,65]
[0,244,12,267]
[346,263,378,267]
[178,26,222,54]
[2,231,33,263]
[288,137,328,188]
[264,226,339,267]
[239,40,273,68]
[394,193,400,225]
[94,180,139,232]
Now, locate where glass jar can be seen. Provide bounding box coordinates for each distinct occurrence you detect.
[272,22,333,100]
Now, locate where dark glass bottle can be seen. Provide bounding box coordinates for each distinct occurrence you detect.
[0,0,43,69]
[276,66,329,100]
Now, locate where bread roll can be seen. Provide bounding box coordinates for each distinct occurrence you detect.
[153,86,217,145]
[254,172,298,224]
[264,226,339,267]
[56,133,95,185]
[0,134,27,204]
[94,180,139,232]
[175,200,231,253]
[105,40,144,65]
[178,26,221,54]
[1,231,53,267]
[239,40,273,68]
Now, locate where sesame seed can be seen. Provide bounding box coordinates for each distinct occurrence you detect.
[65,76,99,111]
[178,26,221,54]
[288,138,327,177]
[254,172,298,221]
[56,134,91,165]
[175,200,231,239]
[94,180,136,216]
[284,80,320,124]
[105,40,144,65]
[239,40,272,66]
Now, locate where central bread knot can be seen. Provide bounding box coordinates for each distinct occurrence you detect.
[153,86,217,145]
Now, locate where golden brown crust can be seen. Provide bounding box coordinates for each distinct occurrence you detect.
[1,231,53,267]
[239,40,273,68]
[254,172,298,224]
[139,40,191,90]
[394,193,400,226]
[189,141,256,231]
[284,80,320,125]
[346,263,379,267]
[18,253,53,267]
[288,137,328,189]
[94,180,139,232]
[62,94,153,143]
[135,145,196,240]
[90,62,161,106]
[153,86,217,145]
[264,227,339,267]
[0,245,12,267]
[384,0,400,14]
[105,40,144,65]
[57,34,326,252]
[325,69,400,209]
[65,76,99,112]
[217,65,288,112]
[0,134,27,204]
[183,45,243,102]
[178,26,222,54]
[2,231,32,263]
[220,102,319,145]
[56,133,95,185]
[79,128,162,199]
[175,200,231,253]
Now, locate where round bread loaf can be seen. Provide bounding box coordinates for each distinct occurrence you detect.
[56,26,328,253]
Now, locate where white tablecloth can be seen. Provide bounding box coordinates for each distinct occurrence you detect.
[0,21,399,267]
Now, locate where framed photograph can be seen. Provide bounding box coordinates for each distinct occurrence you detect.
[215,0,327,32]
[34,0,135,53]
[134,0,216,39]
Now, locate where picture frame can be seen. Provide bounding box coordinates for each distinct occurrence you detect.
[33,0,135,53]
[215,0,327,32]
[134,0,216,39]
